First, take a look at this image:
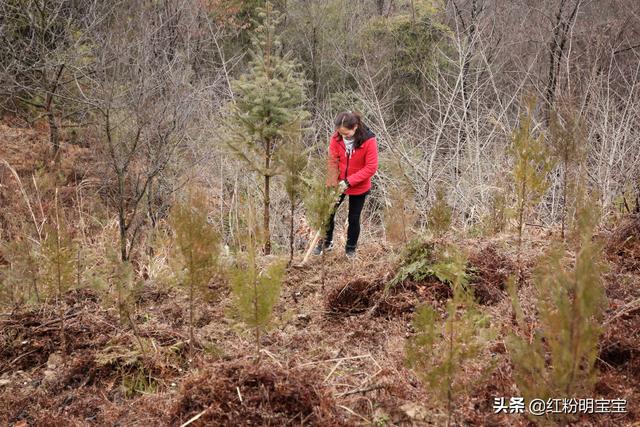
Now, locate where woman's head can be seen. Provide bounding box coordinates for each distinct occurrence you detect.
[334,110,371,147]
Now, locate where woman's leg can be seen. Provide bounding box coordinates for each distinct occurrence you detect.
[345,192,368,251]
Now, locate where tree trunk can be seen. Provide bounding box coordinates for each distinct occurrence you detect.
[44,64,65,162]
[47,109,60,161]
[118,174,129,261]
[289,199,295,266]
[264,138,272,255]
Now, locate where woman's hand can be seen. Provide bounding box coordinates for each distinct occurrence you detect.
[338,179,349,193]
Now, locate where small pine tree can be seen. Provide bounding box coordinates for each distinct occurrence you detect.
[0,236,40,307]
[40,191,76,357]
[114,256,146,354]
[510,98,554,276]
[87,244,145,353]
[278,126,309,265]
[41,224,76,302]
[169,190,221,350]
[482,189,508,236]
[507,199,607,424]
[549,107,585,240]
[405,246,495,426]
[302,155,341,286]
[228,203,285,361]
[224,1,309,255]
[382,158,417,245]
[427,186,452,238]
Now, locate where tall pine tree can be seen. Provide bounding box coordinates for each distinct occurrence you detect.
[225,1,309,254]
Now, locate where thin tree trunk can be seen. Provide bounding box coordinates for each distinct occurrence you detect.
[189,250,195,351]
[561,149,568,239]
[118,174,128,262]
[54,188,66,360]
[517,178,527,282]
[44,64,64,162]
[253,276,261,362]
[289,200,295,265]
[264,138,272,255]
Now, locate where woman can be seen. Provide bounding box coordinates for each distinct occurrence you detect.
[313,110,379,258]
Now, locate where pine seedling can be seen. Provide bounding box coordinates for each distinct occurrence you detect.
[224,1,309,255]
[169,190,221,350]
[277,126,309,266]
[510,98,554,277]
[303,155,341,287]
[480,189,508,236]
[40,191,76,357]
[0,235,41,307]
[41,224,76,302]
[113,254,146,354]
[406,246,495,426]
[427,186,452,238]
[506,199,607,424]
[382,158,417,246]
[549,107,586,240]
[228,203,285,361]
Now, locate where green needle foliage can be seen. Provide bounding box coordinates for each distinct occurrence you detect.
[91,246,145,353]
[406,245,495,425]
[41,222,76,302]
[380,155,418,246]
[278,126,309,265]
[0,235,40,307]
[510,98,554,272]
[169,189,221,350]
[303,155,341,287]
[549,107,586,240]
[303,155,341,237]
[40,196,76,357]
[228,203,285,361]
[224,1,309,255]
[507,200,607,424]
[427,186,452,238]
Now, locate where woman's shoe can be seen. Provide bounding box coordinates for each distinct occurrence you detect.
[345,248,356,259]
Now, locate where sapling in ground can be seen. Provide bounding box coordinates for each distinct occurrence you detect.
[0,234,40,307]
[41,190,76,357]
[549,106,586,240]
[169,190,221,351]
[228,203,285,362]
[427,186,452,238]
[510,98,554,279]
[405,245,495,426]
[382,158,417,245]
[88,245,146,354]
[278,129,309,266]
[507,198,607,425]
[303,155,341,287]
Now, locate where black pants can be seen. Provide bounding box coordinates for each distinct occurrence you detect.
[324,190,369,250]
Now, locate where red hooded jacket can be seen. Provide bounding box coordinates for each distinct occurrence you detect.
[328,128,379,196]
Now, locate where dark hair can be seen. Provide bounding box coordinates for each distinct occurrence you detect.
[334,110,373,148]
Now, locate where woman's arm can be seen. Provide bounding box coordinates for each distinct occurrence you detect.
[345,138,378,186]
[326,135,342,185]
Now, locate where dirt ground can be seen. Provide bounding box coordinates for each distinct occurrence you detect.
[1,223,639,426]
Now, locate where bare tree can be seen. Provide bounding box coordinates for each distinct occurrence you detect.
[80,0,208,261]
[0,0,101,161]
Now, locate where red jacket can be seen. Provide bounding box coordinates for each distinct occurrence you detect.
[328,128,379,195]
